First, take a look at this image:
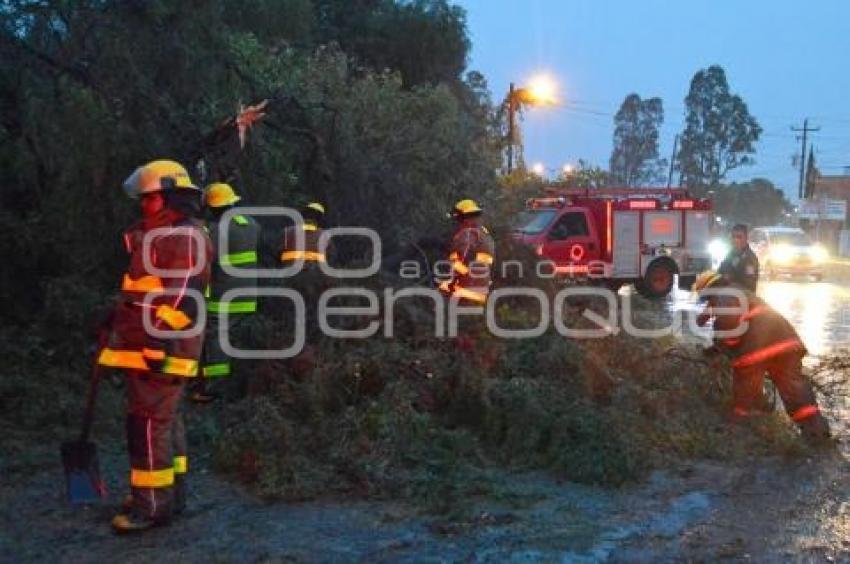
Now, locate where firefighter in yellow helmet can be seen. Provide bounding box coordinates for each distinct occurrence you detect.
[438,199,495,306]
[279,202,334,373]
[693,270,830,442]
[99,160,212,532]
[189,183,260,403]
[280,202,329,267]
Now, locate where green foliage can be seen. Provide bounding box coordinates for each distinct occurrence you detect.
[0,0,497,326]
[804,147,818,199]
[701,178,792,227]
[482,378,642,486]
[213,325,806,508]
[609,93,665,186]
[555,159,611,189]
[313,0,469,88]
[678,65,762,188]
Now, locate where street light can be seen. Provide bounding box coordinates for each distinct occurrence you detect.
[526,75,558,105]
[531,162,545,176]
[506,73,559,174]
[562,163,574,175]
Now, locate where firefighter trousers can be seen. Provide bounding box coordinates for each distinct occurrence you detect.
[126,370,187,521]
[201,313,249,379]
[733,352,830,440]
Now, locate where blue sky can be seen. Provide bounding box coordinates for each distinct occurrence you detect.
[458,0,850,200]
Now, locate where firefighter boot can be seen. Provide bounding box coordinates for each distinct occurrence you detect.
[111,510,164,534]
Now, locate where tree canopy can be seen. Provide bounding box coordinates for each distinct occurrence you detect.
[677,65,762,189]
[0,0,497,325]
[609,93,665,186]
[710,178,791,227]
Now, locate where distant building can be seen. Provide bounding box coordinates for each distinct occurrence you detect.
[800,173,850,253]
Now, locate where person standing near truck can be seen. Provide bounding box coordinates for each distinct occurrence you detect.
[718,224,759,292]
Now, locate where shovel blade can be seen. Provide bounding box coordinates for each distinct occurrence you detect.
[61,440,106,504]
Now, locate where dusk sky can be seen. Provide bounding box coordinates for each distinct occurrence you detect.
[458,0,850,201]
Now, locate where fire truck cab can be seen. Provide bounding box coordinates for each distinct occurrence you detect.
[513,187,714,298]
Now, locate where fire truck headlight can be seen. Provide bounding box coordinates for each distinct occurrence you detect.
[770,244,794,264]
[810,244,828,263]
[707,239,729,263]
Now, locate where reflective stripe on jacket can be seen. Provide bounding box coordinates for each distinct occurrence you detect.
[207,213,260,315]
[99,209,212,377]
[441,221,494,303]
[706,291,806,368]
[280,222,328,265]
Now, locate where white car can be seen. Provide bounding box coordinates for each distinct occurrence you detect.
[750,226,827,281]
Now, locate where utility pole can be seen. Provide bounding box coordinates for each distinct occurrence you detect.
[507,82,516,174]
[666,134,679,188]
[792,118,820,199]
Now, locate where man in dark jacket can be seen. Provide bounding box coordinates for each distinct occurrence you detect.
[718,224,759,292]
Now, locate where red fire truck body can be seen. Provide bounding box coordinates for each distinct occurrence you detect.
[513,187,714,297]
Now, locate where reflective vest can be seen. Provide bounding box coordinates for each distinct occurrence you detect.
[98,209,212,377]
[708,293,806,368]
[439,221,495,304]
[280,222,326,265]
[207,213,260,315]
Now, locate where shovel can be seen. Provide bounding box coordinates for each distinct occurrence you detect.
[61,333,108,503]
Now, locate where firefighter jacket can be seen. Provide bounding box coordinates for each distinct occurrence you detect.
[702,290,806,369]
[718,245,759,292]
[207,213,260,315]
[98,208,213,377]
[280,221,327,266]
[439,220,495,304]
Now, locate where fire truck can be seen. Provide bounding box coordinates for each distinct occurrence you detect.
[513,187,714,298]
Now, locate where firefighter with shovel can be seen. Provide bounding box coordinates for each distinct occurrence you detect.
[96,160,212,532]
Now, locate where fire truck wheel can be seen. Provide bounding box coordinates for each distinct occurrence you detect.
[638,260,676,299]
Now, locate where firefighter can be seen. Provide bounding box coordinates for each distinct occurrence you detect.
[718,224,759,292]
[693,271,830,443]
[280,202,329,268]
[189,182,260,403]
[279,202,333,364]
[438,199,495,305]
[98,160,212,532]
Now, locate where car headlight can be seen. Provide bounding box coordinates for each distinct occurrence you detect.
[707,239,729,263]
[810,244,828,263]
[769,244,794,264]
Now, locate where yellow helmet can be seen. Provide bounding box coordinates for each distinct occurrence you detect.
[204,182,241,208]
[123,160,198,198]
[451,199,482,217]
[304,202,325,215]
[692,270,723,293]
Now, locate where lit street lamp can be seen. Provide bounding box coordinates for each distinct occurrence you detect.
[506,73,558,174]
[531,162,546,176]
